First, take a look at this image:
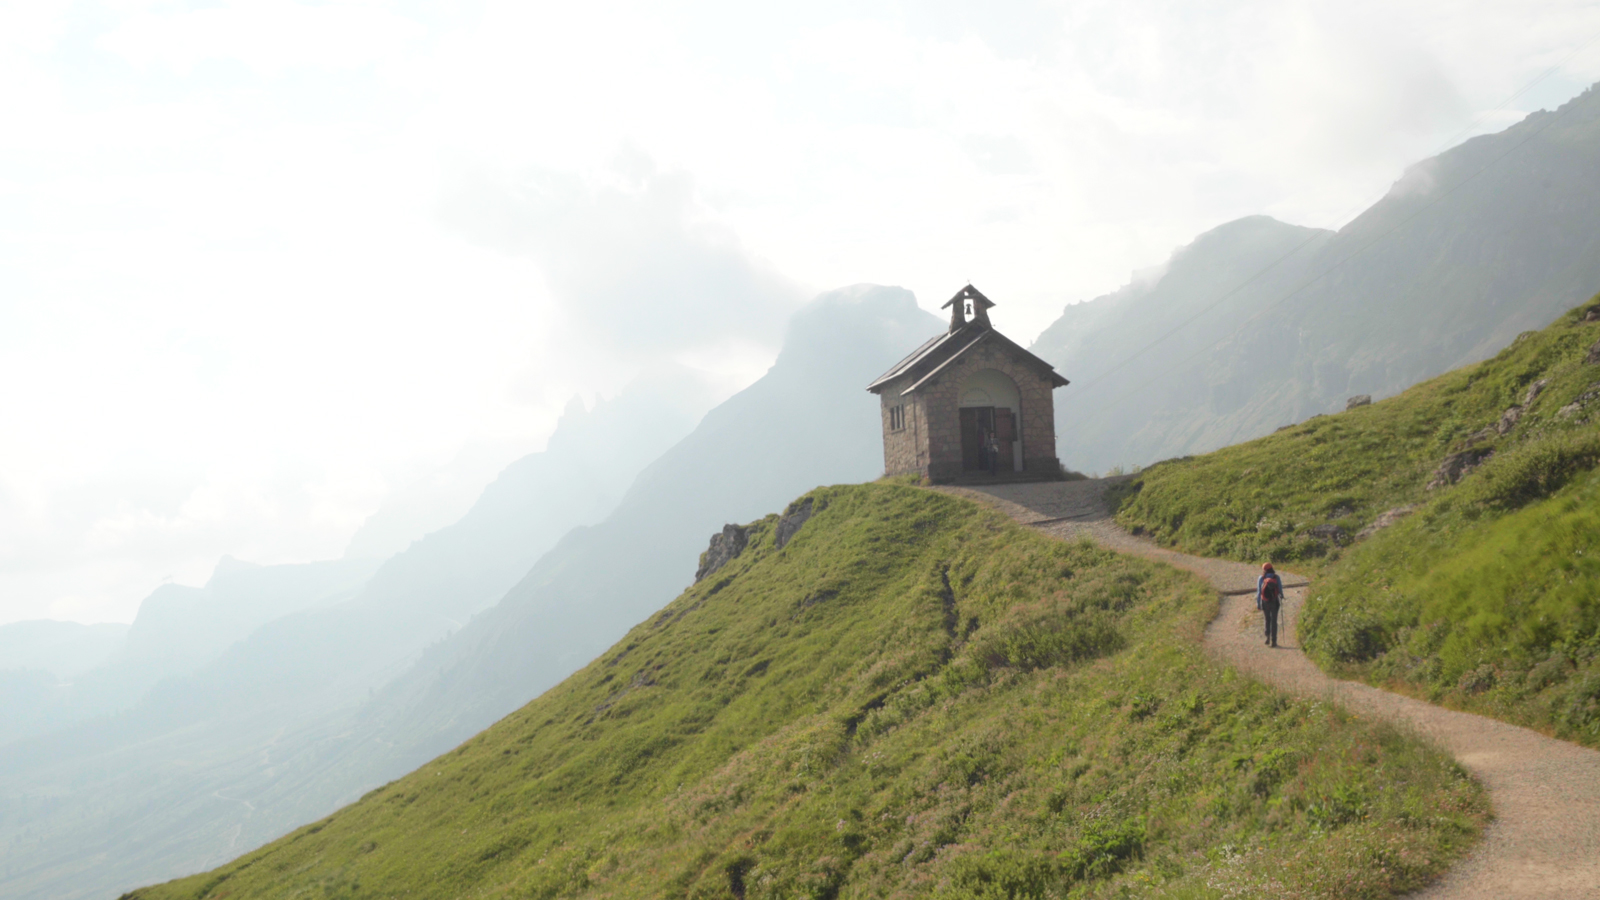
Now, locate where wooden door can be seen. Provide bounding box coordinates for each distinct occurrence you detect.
[959,407,994,471]
[994,408,1015,471]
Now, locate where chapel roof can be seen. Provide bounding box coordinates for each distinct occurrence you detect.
[866,285,1070,396]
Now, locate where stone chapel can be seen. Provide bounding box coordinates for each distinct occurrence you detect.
[867,284,1069,483]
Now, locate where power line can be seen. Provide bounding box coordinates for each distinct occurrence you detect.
[1064,33,1600,401]
[1077,88,1585,422]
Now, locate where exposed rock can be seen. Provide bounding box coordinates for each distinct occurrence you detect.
[1587,339,1600,365]
[1584,307,1600,323]
[1306,523,1351,546]
[1558,382,1600,419]
[1427,449,1494,490]
[1523,378,1550,406]
[1495,405,1525,435]
[695,524,749,582]
[1346,395,1372,410]
[1355,505,1417,540]
[775,497,815,550]
[1328,504,1355,519]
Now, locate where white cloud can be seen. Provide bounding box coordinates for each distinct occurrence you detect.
[439,157,803,355]
[98,0,427,75]
[3,0,1600,623]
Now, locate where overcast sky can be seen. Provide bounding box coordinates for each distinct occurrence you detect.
[4,0,1600,625]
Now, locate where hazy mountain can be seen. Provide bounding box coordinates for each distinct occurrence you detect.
[1038,81,1600,473]
[341,439,537,561]
[0,557,379,746]
[111,556,377,679]
[0,620,126,678]
[342,284,941,769]
[0,368,719,900]
[0,284,936,900]
[0,633,121,757]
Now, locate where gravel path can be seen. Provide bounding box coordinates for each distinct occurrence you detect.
[941,478,1600,899]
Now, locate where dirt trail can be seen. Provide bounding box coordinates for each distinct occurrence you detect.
[942,478,1600,900]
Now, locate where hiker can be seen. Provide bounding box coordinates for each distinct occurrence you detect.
[1257,563,1283,647]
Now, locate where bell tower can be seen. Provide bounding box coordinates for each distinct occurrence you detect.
[940,283,995,332]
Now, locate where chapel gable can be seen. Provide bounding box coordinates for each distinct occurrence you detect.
[867,285,1069,483]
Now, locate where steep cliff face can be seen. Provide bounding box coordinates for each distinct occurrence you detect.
[1038,83,1600,474]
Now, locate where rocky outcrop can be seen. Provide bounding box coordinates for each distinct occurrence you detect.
[775,497,814,550]
[1356,505,1418,541]
[1496,405,1525,435]
[1476,379,1547,438]
[1523,378,1550,405]
[1305,523,1351,546]
[1346,395,1372,410]
[693,497,819,583]
[695,524,750,582]
[1587,339,1600,365]
[1427,449,1494,490]
[1559,382,1600,420]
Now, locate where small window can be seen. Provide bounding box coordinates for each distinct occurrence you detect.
[889,404,905,431]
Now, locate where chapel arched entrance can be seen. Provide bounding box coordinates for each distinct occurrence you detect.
[957,368,1022,473]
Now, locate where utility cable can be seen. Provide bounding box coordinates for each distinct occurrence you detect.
[1062,32,1600,400]
[1076,88,1585,423]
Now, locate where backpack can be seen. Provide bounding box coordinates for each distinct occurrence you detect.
[1260,574,1282,606]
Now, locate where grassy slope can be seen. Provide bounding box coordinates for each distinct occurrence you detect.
[1113,296,1600,746]
[128,485,1483,900]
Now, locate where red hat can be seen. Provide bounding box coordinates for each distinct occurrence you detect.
[1262,563,1275,572]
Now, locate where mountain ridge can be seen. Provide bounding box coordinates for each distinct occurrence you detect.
[1037,82,1600,474]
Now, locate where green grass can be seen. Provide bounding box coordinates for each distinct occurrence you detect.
[1112,295,1600,746]
[1303,462,1600,746]
[127,484,1484,900]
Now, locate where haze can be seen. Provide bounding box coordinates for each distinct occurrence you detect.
[4,0,1599,625]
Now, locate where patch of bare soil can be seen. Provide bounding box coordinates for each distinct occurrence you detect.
[941,478,1600,899]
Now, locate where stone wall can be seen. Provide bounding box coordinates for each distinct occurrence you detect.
[879,380,924,477]
[924,340,1060,482]
[876,335,1063,482]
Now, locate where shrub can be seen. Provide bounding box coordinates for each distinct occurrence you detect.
[938,849,1058,900]
[1457,664,1496,695]
[1313,610,1389,663]
[1558,674,1600,739]
[965,599,1124,673]
[1058,816,1146,882]
[1465,431,1600,510]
